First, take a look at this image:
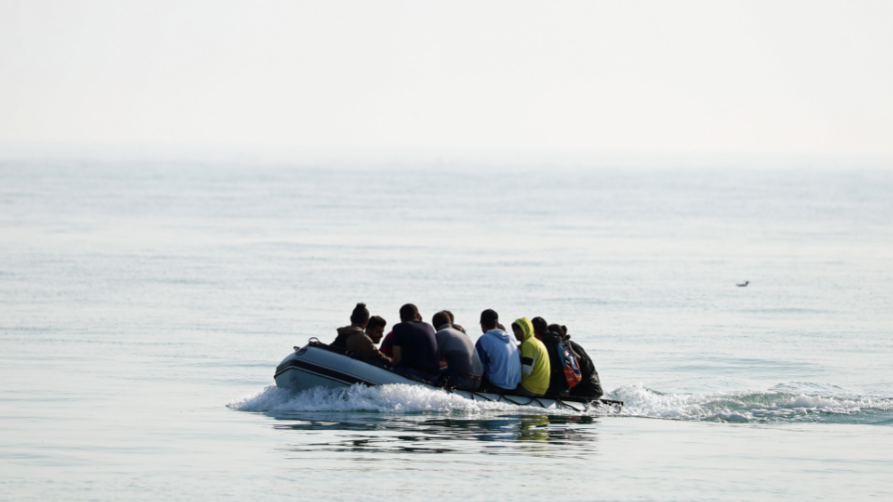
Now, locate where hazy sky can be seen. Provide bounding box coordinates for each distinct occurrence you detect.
[1,0,892,156]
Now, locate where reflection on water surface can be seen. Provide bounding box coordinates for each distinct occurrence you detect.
[269,413,600,458]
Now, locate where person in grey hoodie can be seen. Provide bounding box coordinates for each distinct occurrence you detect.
[432,311,482,390]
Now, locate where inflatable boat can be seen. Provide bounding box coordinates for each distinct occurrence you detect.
[274,339,622,412]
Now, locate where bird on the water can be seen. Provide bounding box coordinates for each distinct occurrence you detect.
[737,281,749,287]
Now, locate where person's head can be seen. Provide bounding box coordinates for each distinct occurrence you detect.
[444,310,455,323]
[531,317,548,337]
[511,322,523,341]
[366,315,387,343]
[548,323,568,338]
[512,317,534,342]
[480,309,499,332]
[431,311,451,330]
[351,302,370,327]
[399,303,420,322]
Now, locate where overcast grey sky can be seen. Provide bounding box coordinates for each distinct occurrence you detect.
[1,0,891,157]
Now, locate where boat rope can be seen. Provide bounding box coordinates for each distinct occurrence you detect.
[473,391,495,402]
[455,389,496,403]
[451,389,590,410]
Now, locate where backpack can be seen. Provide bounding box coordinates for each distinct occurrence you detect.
[556,341,583,389]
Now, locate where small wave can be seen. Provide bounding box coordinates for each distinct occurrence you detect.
[228,384,583,416]
[609,383,893,424]
[229,383,893,424]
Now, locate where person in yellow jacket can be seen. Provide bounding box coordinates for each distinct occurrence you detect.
[510,317,551,397]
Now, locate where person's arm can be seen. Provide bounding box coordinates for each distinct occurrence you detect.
[348,334,393,364]
[370,340,393,365]
[435,333,446,362]
[570,341,594,377]
[380,332,393,357]
[520,343,535,377]
[475,339,489,375]
[392,345,402,366]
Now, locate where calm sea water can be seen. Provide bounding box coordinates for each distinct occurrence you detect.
[2,160,892,500]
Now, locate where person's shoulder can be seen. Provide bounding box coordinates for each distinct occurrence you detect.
[450,327,470,339]
[570,340,589,355]
[391,323,407,341]
[345,331,373,349]
[400,320,426,330]
[478,330,499,344]
[394,321,417,333]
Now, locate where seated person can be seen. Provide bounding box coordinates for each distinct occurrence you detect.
[391,303,440,379]
[432,311,482,390]
[443,310,466,334]
[338,303,391,364]
[365,315,387,345]
[474,309,521,392]
[345,314,391,364]
[532,317,571,397]
[331,302,369,349]
[379,330,394,357]
[548,323,603,400]
[511,317,550,397]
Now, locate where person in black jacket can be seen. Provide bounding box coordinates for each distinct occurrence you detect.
[531,317,569,397]
[391,303,440,379]
[548,323,603,400]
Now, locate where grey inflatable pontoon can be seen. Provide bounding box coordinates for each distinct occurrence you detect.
[275,340,622,412]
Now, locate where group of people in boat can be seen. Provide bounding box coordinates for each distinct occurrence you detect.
[330,302,603,400]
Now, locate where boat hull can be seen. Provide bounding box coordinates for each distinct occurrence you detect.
[274,344,414,391]
[274,344,612,412]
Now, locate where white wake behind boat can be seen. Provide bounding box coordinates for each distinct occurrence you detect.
[274,340,622,412]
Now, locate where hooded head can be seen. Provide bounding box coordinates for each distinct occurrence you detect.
[511,317,534,342]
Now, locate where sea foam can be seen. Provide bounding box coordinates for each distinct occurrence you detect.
[228,383,584,415]
[610,383,893,424]
[230,382,893,424]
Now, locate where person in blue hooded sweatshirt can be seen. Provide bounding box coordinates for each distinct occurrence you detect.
[474,309,521,392]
